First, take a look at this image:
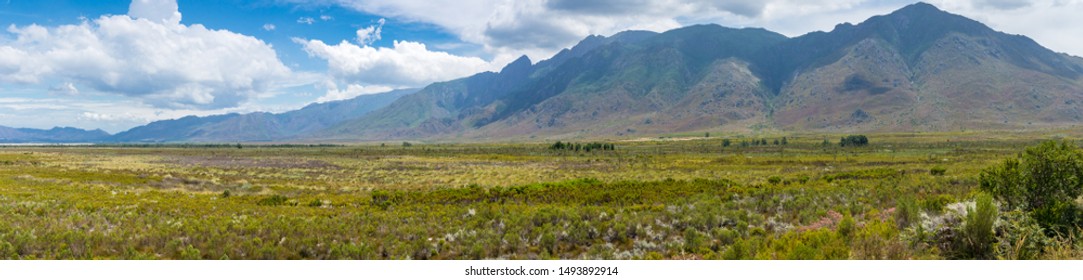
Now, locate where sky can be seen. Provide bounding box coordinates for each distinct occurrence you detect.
[0,0,1081,133]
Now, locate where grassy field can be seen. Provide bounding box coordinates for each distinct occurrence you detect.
[1,131,1081,259]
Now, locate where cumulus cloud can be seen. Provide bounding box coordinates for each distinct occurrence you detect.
[296,38,496,88]
[355,18,385,46]
[263,23,276,31]
[297,17,315,24]
[0,0,291,109]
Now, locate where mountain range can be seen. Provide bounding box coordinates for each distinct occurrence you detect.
[7,3,1083,143]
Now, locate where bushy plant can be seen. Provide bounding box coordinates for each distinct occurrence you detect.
[961,193,997,259]
[930,166,946,176]
[995,210,1052,260]
[895,196,921,230]
[979,140,1083,235]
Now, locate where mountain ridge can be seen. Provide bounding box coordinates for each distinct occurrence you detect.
[310,2,1083,141]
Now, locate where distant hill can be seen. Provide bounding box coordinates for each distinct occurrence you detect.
[0,126,110,143]
[308,2,1083,141]
[109,88,415,142]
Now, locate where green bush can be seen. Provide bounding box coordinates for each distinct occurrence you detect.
[995,210,1052,260]
[961,193,997,259]
[257,195,291,206]
[837,213,855,238]
[979,140,1083,235]
[930,166,946,176]
[895,197,921,230]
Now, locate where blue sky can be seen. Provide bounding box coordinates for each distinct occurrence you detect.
[1,0,1081,133]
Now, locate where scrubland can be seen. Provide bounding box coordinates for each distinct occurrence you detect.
[1,131,1081,259]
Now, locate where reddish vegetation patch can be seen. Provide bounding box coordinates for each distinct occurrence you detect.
[799,210,844,232]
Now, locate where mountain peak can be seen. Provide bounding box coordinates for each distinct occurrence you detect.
[897,2,941,14]
[499,55,533,76]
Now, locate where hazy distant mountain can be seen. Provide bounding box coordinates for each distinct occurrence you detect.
[109,88,415,142]
[307,2,1083,141]
[0,126,109,143]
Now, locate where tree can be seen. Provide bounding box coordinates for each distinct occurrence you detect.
[781,137,788,145]
[840,135,868,147]
[722,139,731,147]
[979,140,1083,234]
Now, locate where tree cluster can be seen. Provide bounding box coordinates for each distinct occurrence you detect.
[549,141,616,152]
[839,135,869,147]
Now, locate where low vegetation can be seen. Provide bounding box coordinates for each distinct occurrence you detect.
[0,132,1081,259]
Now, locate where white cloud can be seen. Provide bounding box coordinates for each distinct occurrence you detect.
[297,17,315,24]
[320,15,334,21]
[296,38,497,88]
[316,82,394,103]
[0,0,291,109]
[48,82,79,96]
[263,23,276,31]
[355,18,385,46]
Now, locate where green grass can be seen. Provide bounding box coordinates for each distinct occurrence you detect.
[0,131,1080,259]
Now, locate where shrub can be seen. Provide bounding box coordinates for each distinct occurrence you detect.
[683,228,706,253]
[961,193,997,259]
[995,210,1051,260]
[930,166,946,176]
[722,139,731,147]
[837,213,855,238]
[257,194,291,206]
[895,197,921,230]
[979,140,1083,234]
[767,176,782,185]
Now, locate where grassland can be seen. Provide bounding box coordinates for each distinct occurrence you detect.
[1,131,1081,259]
